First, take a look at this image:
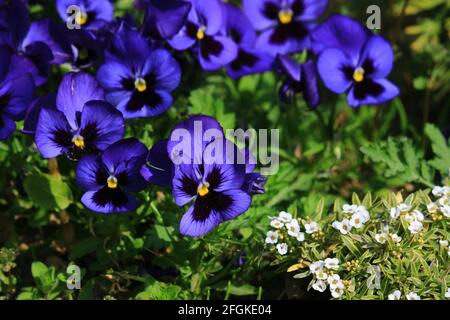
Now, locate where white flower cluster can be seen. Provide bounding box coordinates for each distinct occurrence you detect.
[390,203,425,234]
[388,290,421,300]
[439,239,450,257]
[266,211,306,255]
[375,225,402,244]
[310,258,345,298]
[429,186,450,218]
[332,204,370,234]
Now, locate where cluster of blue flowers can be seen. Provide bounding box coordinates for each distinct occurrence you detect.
[0,0,399,236]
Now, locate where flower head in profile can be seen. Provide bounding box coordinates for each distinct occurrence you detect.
[277,55,319,108]
[168,0,238,71]
[56,0,113,30]
[97,25,181,119]
[312,280,326,292]
[243,0,328,54]
[313,15,399,107]
[76,138,148,213]
[35,72,124,160]
[222,3,274,79]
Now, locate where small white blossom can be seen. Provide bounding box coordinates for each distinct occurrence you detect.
[330,283,345,298]
[276,243,288,255]
[412,209,424,222]
[304,221,319,234]
[432,186,444,197]
[375,233,387,244]
[398,203,412,212]
[439,240,449,247]
[427,202,438,214]
[332,219,352,235]
[312,280,327,292]
[343,204,358,214]
[296,232,305,242]
[286,219,300,237]
[390,234,402,243]
[327,274,341,289]
[270,219,284,229]
[441,205,450,218]
[445,288,450,299]
[408,220,423,234]
[315,269,328,280]
[357,205,370,222]
[309,261,324,274]
[406,292,420,300]
[265,231,278,244]
[278,211,292,223]
[388,290,401,300]
[390,207,400,219]
[349,213,365,229]
[438,196,449,207]
[324,258,339,270]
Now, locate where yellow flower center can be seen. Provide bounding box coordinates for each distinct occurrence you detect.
[134,78,147,92]
[107,176,118,189]
[197,182,210,197]
[75,12,88,26]
[72,135,85,149]
[196,26,206,40]
[353,67,365,82]
[278,9,293,24]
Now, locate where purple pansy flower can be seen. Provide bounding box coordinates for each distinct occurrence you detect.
[35,72,125,160]
[168,0,238,71]
[223,3,275,79]
[76,138,148,213]
[167,116,261,237]
[97,25,181,119]
[0,46,35,141]
[142,0,192,39]
[22,93,56,135]
[56,0,113,30]
[243,0,328,55]
[313,15,399,107]
[278,55,320,108]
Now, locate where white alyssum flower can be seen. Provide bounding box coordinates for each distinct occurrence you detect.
[327,274,341,289]
[278,211,292,223]
[265,231,278,244]
[312,280,327,292]
[406,292,420,300]
[276,243,288,255]
[427,202,438,214]
[437,196,449,207]
[270,219,284,229]
[445,288,450,299]
[304,221,319,234]
[309,260,324,274]
[398,203,412,213]
[343,204,358,214]
[330,282,345,298]
[375,233,387,244]
[332,219,352,235]
[390,234,402,243]
[439,239,449,247]
[388,290,402,300]
[296,232,305,242]
[356,205,370,222]
[315,269,328,280]
[390,207,400,219]
[324,258,339,270]
[441,205,450,218]
[408,220,423,234]
[405,209,424,223]
[432,186,444,197]
[286,219,300,237]
[349,213,365,229]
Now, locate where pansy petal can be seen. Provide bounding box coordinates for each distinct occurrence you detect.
[360,35,394,79]
[347,78,399,107]
[142,48,181,92]
[23,93,57,135]
[179,203,220,237]
[298,0,328,21]
[79,100,125,151]
[243,0,278,30]
[172,165,199,206]
[101,138,148,173]
[301,60,320,109]
[167,25,197,50]
[224,3,256,46]
[76,154,104,190]
[96,61,133,106]
[56,72,105,128]
[140,139,174,188]
[317,48,353,94]
[255,23,311,55]
[198,35,238,71]
[227,47,275,79]
[118,89,173,119]
[213,189,251,221]
[0,116,16,141]
[278,54,301,81]
[35,108,72,158]
[81,189,138,214]
[192,0,223,35]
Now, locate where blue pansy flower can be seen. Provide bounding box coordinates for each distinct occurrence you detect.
[97,25,181,119]
[76,138,148,213]
[313,15,399,107]
[35,72,125,160]
[168,0,238,71]
[243,0,328,55]
[222,3,275,79]
[56,0,113,30]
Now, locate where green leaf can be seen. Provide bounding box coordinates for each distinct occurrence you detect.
[424,123,450,173]
[24,173,73,211]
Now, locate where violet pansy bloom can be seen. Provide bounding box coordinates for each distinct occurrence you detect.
[56,0,113,30]
[168,0,238,71]
[278,54,320,108]
[223,3,274,79]
[35,72,125,160]
[142,0,192,39]
[97,26,181,119]
[76,138,148,213]
[243,0,328,55]
[314,15,399,107]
